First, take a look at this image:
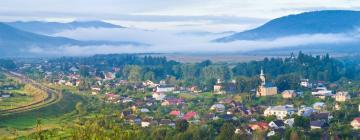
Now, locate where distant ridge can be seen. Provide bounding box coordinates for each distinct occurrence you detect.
[6,20,124,34]
[0,23,146,56]
[215,10,360,42]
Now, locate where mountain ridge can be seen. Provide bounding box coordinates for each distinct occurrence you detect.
[215,10,360,42]
[6,20,124,34]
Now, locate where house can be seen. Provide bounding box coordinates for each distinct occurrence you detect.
[91,87,101,95]
[311,85,332,96]
[156,85,175,93]
[297,106,315,117]
[141,119,151,127]
[282,90,296,99]
[104,72,116,80]
[300,79,311,88]
[268,120,285,129]
[210,104,226,112]
[187,86,200,93]
[152,92,166,101]
[121,111,132,118]
[313,102,326,111]
[248,122,269,131]
[311,112,332,122]
[351,117,360,129]
[0,93,10,98]
[105,93,120,103]
[284,118,295,127]
[335,91,350,102]
[143,80,158,88]
[159,119,175,127]
[161,98,184,106]
[218,114,237,121]
[182,111,198,120]
[169,110,181,117]
[140,108,150,113]
[334,103,341,111]
[256,69,277,97]
[310,120,328,129]
[264,105,297,120]
[213,84,224,94]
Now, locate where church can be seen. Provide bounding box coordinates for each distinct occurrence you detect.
[256,69,278,97]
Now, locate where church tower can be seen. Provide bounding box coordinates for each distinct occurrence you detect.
[260,68,266,86]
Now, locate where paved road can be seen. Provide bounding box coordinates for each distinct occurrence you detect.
[0,71,62,116]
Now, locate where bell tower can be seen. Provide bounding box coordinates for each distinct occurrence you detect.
[260,68,266,86]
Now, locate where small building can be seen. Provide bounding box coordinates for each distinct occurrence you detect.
[282,90,296,99]
[248,122,269,131]
[210,104,226,113]
[300,79,311,88]
[311,85,332,96]
[264,105,296,120]
[143,80,158,88]
[156,85,175,93]
[335,91,350,102]
[213,84,224,94]
[268,120,285,129]
[169,110,181,117]
[256,69,277,97]
[313,102,326,111]
[182,111,198,120]
[297,106,315,117]
[351,117,360,129]
[152,92,166,101]
[310,120,328,130]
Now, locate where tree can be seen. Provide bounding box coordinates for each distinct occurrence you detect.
[75,102,87,115]
[79,66,90,77]
[216,123,235,140]
[290,130,299,140]
[175,119,189,132]
[144,71,155,81]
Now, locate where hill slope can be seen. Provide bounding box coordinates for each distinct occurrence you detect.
[0,23,145,56]
[215,10,360,42]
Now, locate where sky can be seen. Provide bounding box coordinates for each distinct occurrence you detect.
[2,0,360,31]
[2,0,360,55]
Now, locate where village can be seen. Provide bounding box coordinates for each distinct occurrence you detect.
[10,57,360,139]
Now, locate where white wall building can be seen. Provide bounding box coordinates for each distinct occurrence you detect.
[264,105,297,120]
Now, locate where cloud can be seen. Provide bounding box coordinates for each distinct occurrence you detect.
[26,27,359,56]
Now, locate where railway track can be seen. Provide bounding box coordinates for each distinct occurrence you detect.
[0,71,63,116]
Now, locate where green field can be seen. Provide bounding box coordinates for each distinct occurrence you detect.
[0,92,84,137]
[0,90,33,110]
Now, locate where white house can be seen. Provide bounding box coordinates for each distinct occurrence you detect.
[210,104,226,112]
[351,117,360,129]
[264,105,297,120]
[300,79,311,88]
[311,85,332,96]
[143,80,158,88]
[152,92,166,101]
[156,85,175,93]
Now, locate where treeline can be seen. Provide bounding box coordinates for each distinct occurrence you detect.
[47,52,360,92]
[0,59,16,70]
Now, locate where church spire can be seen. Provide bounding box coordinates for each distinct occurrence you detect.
[260,67,266,86]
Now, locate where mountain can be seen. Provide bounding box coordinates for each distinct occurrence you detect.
[0,23,145,56]
[6,20,124,34]
[215,10,360,42]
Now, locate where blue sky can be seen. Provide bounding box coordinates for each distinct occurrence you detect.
[1,0,360,31]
